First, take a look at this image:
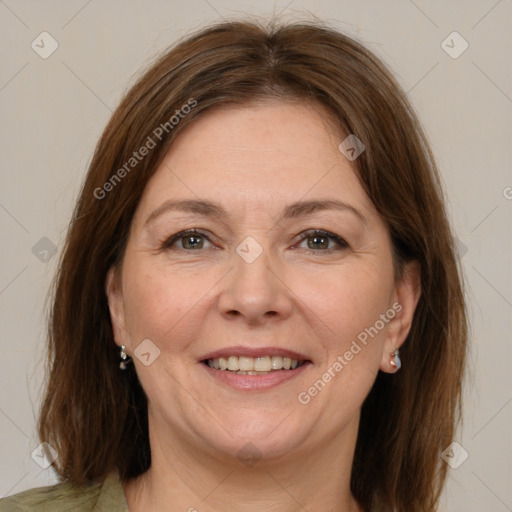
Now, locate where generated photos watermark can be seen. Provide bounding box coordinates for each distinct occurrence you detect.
[297,301,402,405]
[94,98,197,200]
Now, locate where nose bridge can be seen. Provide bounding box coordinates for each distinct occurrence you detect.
[218,235,291,321]
[234,235,278,298]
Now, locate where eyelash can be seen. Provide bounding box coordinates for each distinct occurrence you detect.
[160,228,349,253]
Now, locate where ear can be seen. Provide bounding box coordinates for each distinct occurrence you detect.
[105,266,130,349]
[379,260,421,373]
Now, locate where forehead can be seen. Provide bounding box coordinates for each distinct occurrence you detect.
[133,101,374,223]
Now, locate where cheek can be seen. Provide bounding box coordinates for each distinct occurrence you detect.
[324,269,394,389]
[293,271,393,432]
[121,259,210,350]
[296,260,394,351]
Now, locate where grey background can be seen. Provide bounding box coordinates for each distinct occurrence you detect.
[1,1,511,510]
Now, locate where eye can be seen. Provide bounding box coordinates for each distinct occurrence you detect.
[160,229,348,253]
[295,229,349,252]
[161,229,214,250]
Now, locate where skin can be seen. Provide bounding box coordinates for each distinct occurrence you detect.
[106,100,421,512]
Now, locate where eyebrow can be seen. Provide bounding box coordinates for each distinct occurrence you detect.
[144,198,367,227]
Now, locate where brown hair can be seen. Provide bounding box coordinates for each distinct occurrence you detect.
[38,17,468,512]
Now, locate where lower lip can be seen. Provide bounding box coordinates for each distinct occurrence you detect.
[201,362,311,391]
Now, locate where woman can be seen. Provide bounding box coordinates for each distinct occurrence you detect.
[0,17,468,512]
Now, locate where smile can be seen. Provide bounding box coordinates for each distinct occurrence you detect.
[205,355,306,374]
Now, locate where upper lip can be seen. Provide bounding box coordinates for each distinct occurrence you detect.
[200,345,310,362]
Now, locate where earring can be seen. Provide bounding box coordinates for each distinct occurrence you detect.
[119,344,133,370]
[389,348,401,371]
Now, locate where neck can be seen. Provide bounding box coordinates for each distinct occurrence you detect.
[123,412,364,512]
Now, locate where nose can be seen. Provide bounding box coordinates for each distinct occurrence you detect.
[217,243,293,325]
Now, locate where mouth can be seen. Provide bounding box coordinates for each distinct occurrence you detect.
[200,347,312,390]
[202,355,308,374]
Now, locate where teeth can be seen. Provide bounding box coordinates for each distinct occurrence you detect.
[271,356,283,370]
[254,356,271,372]
[239,356,254,371]
[227,356,239,371]
[206,355,303,372]
[236,370,270,375]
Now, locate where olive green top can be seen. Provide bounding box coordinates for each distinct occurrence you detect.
[0,470,129,511]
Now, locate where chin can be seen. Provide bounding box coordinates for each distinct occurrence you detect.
[195,415,311,463]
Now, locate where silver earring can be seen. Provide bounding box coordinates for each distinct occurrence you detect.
[119,345,133,370]
[389,348,401,371]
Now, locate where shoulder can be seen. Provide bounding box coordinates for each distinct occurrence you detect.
[0,480,99,512]
[0,470,128,512]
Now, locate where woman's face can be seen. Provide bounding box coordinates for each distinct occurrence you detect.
[107,101,419,464]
